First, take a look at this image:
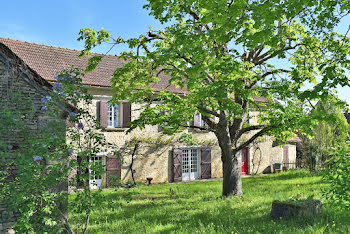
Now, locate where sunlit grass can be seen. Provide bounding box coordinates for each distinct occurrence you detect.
[69,170,350,233]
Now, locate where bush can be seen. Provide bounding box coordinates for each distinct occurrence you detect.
[0,68,116,233]
[323,143,350,209]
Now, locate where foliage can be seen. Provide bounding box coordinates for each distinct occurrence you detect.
[323,143,350,210]
[299,98,349,171]
[69,170,350,233]
[0,93,68,233]
[179,133,197,145]
[78,0,350,196]
[0,69,113,233]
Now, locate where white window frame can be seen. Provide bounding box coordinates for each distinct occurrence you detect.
[194,113,205,127]
[107,102,120,128]
[89,154,105,189]
[181,146,200,181]
[198,113,204,127]
[106,101,130,128]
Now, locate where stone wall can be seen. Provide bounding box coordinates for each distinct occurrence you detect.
[83,88,297,185]
[0,46,66,233]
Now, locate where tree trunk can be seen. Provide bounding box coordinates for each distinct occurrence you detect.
[221,147,242,196]
[216,125,242,197]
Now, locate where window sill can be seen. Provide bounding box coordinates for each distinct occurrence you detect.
[103,127,129,132]
[189,128,210,133]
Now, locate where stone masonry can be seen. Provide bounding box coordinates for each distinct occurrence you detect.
[0,44,67,233]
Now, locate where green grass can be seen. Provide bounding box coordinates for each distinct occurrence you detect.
[69,170,350,233]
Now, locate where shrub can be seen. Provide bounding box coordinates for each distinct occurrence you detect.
[323,143,350,209]
[0,68,116,233]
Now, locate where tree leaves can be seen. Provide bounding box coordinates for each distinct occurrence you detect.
[78,1,349,196]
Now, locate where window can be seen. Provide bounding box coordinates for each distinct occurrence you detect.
[89,156,104,189]
[191,112,205,128]
[173,147,212,182]
[98,100,131,128]
[192,113,213,128]
[182,148,199,180]
[197,113,204,127]
[108,103,119,127]
[90,156,103,180]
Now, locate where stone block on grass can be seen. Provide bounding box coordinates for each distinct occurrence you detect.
[271,199,322,220]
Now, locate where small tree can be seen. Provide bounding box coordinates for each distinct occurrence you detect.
[79,0,350,196]
[300,98,349,171]
[323,143,350,210]
[0,68,113,233]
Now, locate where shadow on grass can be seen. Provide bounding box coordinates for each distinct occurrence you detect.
[70,170,350,233]
[86,195,318,233]
[245,170,316,182]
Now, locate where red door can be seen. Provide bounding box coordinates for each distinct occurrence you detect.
[241,147,248,175]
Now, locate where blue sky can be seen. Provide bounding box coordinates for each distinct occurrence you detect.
[0,0,158,52]
[1,0,349,103]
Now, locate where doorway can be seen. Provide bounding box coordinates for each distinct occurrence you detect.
[241,147,249,175]
[182,148,199,181]
[89,156,104,189]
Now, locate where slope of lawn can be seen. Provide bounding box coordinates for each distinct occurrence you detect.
[69,170,350,233]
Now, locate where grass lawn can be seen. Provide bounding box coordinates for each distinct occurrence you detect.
[69,170,350,233]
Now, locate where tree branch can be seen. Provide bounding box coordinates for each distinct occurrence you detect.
[188,9,211,30]
[233,125,266,143]
[175,51,215,83]
[129,142,139,185]
[183,124,209,131]
[227,0,234,7]
[147,31,167,40]
[201,114,217,131]
[58,208,75,234]
[229,94,249,140]
[82,204,90,234]
[235,126,273,152]
[254,44,303,65]
[198,105,220,118]
[247,68,291,89]
[155,68,171,77]
[189,10,200,20]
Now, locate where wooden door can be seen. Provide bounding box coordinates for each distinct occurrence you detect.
[173,148,183,182]
[283,146,289,169]
[200,147,211,179]
[106,155,121,188]
[241,147,249,175]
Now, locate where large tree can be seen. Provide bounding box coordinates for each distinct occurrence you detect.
[79,0,350,196]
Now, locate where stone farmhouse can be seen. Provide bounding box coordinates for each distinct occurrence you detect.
[0,37,298,190]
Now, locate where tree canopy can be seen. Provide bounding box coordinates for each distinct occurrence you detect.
[78,0,350,196]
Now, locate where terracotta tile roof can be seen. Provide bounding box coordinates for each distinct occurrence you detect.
[0,42,76,112]
[0,37,185,93]
[0,38,270,102]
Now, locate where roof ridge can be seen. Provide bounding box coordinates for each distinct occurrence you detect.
[0,37,185,93]
[0,37,119,58]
